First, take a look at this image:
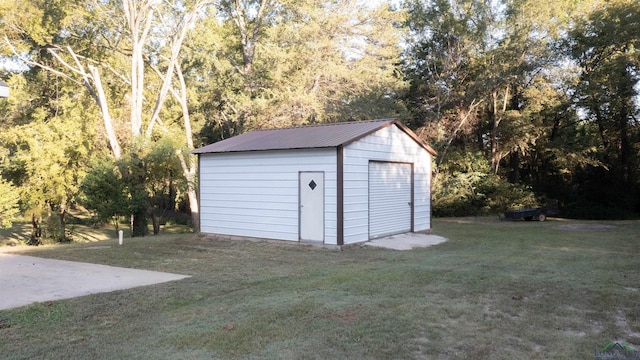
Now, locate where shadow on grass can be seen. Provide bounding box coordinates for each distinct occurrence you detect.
[1,220,192,247]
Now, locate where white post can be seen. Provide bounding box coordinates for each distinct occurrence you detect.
[118,230,124,245]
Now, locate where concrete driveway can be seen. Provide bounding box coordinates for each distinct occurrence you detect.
[0,253,189,311]
[0,232,443,311]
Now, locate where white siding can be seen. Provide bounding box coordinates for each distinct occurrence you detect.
[199,149,338,244]
[343,125,432,244]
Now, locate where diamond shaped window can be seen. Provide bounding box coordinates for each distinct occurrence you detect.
[308,180,317,190]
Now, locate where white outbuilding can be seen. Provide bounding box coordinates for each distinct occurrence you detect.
[0,80,9,98]
[192,119,437,246]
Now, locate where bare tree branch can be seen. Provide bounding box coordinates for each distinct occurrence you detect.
[437,98,484,170]
[146,0,213,137]
[88,65,122,159]
[4,38,81,86]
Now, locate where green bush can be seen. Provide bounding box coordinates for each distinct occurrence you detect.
[0,178,20,229]
[432,150,538,217]
[80,159,129,230]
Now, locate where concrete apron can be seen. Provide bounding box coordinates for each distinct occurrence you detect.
[364,232,448,250]
[0,254,189,311]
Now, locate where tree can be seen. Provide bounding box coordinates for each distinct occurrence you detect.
[566,0,640,216]
[143,137,187,234]
[0,110,93,243]
[0,57,99,243]
[401,0,609,214]
[403,0,577,170]
[80,159,128,232]
[193,0,407,144]
[2,0,213,234]
[0,178,20,229]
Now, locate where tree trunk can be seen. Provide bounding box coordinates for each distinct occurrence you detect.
[618,99,633,187]
[232,0,270,95]
[490,91,498,174]
[177,151,199,231]
[129,153,148,237]
[509,151,520,183]
[123,0,154,137]
[145,1,207,137]
[152,210,160,235]
[132,208,147,237]
[59,206,67,241]
[88,65,122,159]
[490,86,510,175]
[112,214,120,232]
[437,98,482,168]
[187,184,199,231]
[29,214,42,246]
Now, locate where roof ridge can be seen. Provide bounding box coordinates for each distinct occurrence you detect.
[192,118,436,156]
[251,118,397,132]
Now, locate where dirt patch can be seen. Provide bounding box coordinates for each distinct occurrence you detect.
[0,239,20,247]
[79,246,112,250]
[554,224,617,232]
[322,304,367,325]
[615,310,640,341]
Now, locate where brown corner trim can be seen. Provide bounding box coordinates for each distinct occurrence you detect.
[411,163,415,232]
[337,146,344,246]
[197,154,202,233]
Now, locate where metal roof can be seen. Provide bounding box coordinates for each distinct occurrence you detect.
[192,118,437,155]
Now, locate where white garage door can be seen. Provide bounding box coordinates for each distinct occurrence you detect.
[369,161,412,239]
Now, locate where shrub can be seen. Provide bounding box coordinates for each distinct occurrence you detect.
[432,150,538,217]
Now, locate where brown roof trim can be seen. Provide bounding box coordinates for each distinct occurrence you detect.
[339,119,437,156]
[192,118,437,156]
[394,120,438,156]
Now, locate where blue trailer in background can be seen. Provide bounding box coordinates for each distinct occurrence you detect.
[503,206,559,222]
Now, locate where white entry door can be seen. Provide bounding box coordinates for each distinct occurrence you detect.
[299,172,324,242]
[369,162,412,239]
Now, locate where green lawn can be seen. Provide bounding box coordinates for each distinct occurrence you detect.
[1,217,639,359]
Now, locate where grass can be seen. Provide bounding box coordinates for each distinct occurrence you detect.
[1,217,639,359]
